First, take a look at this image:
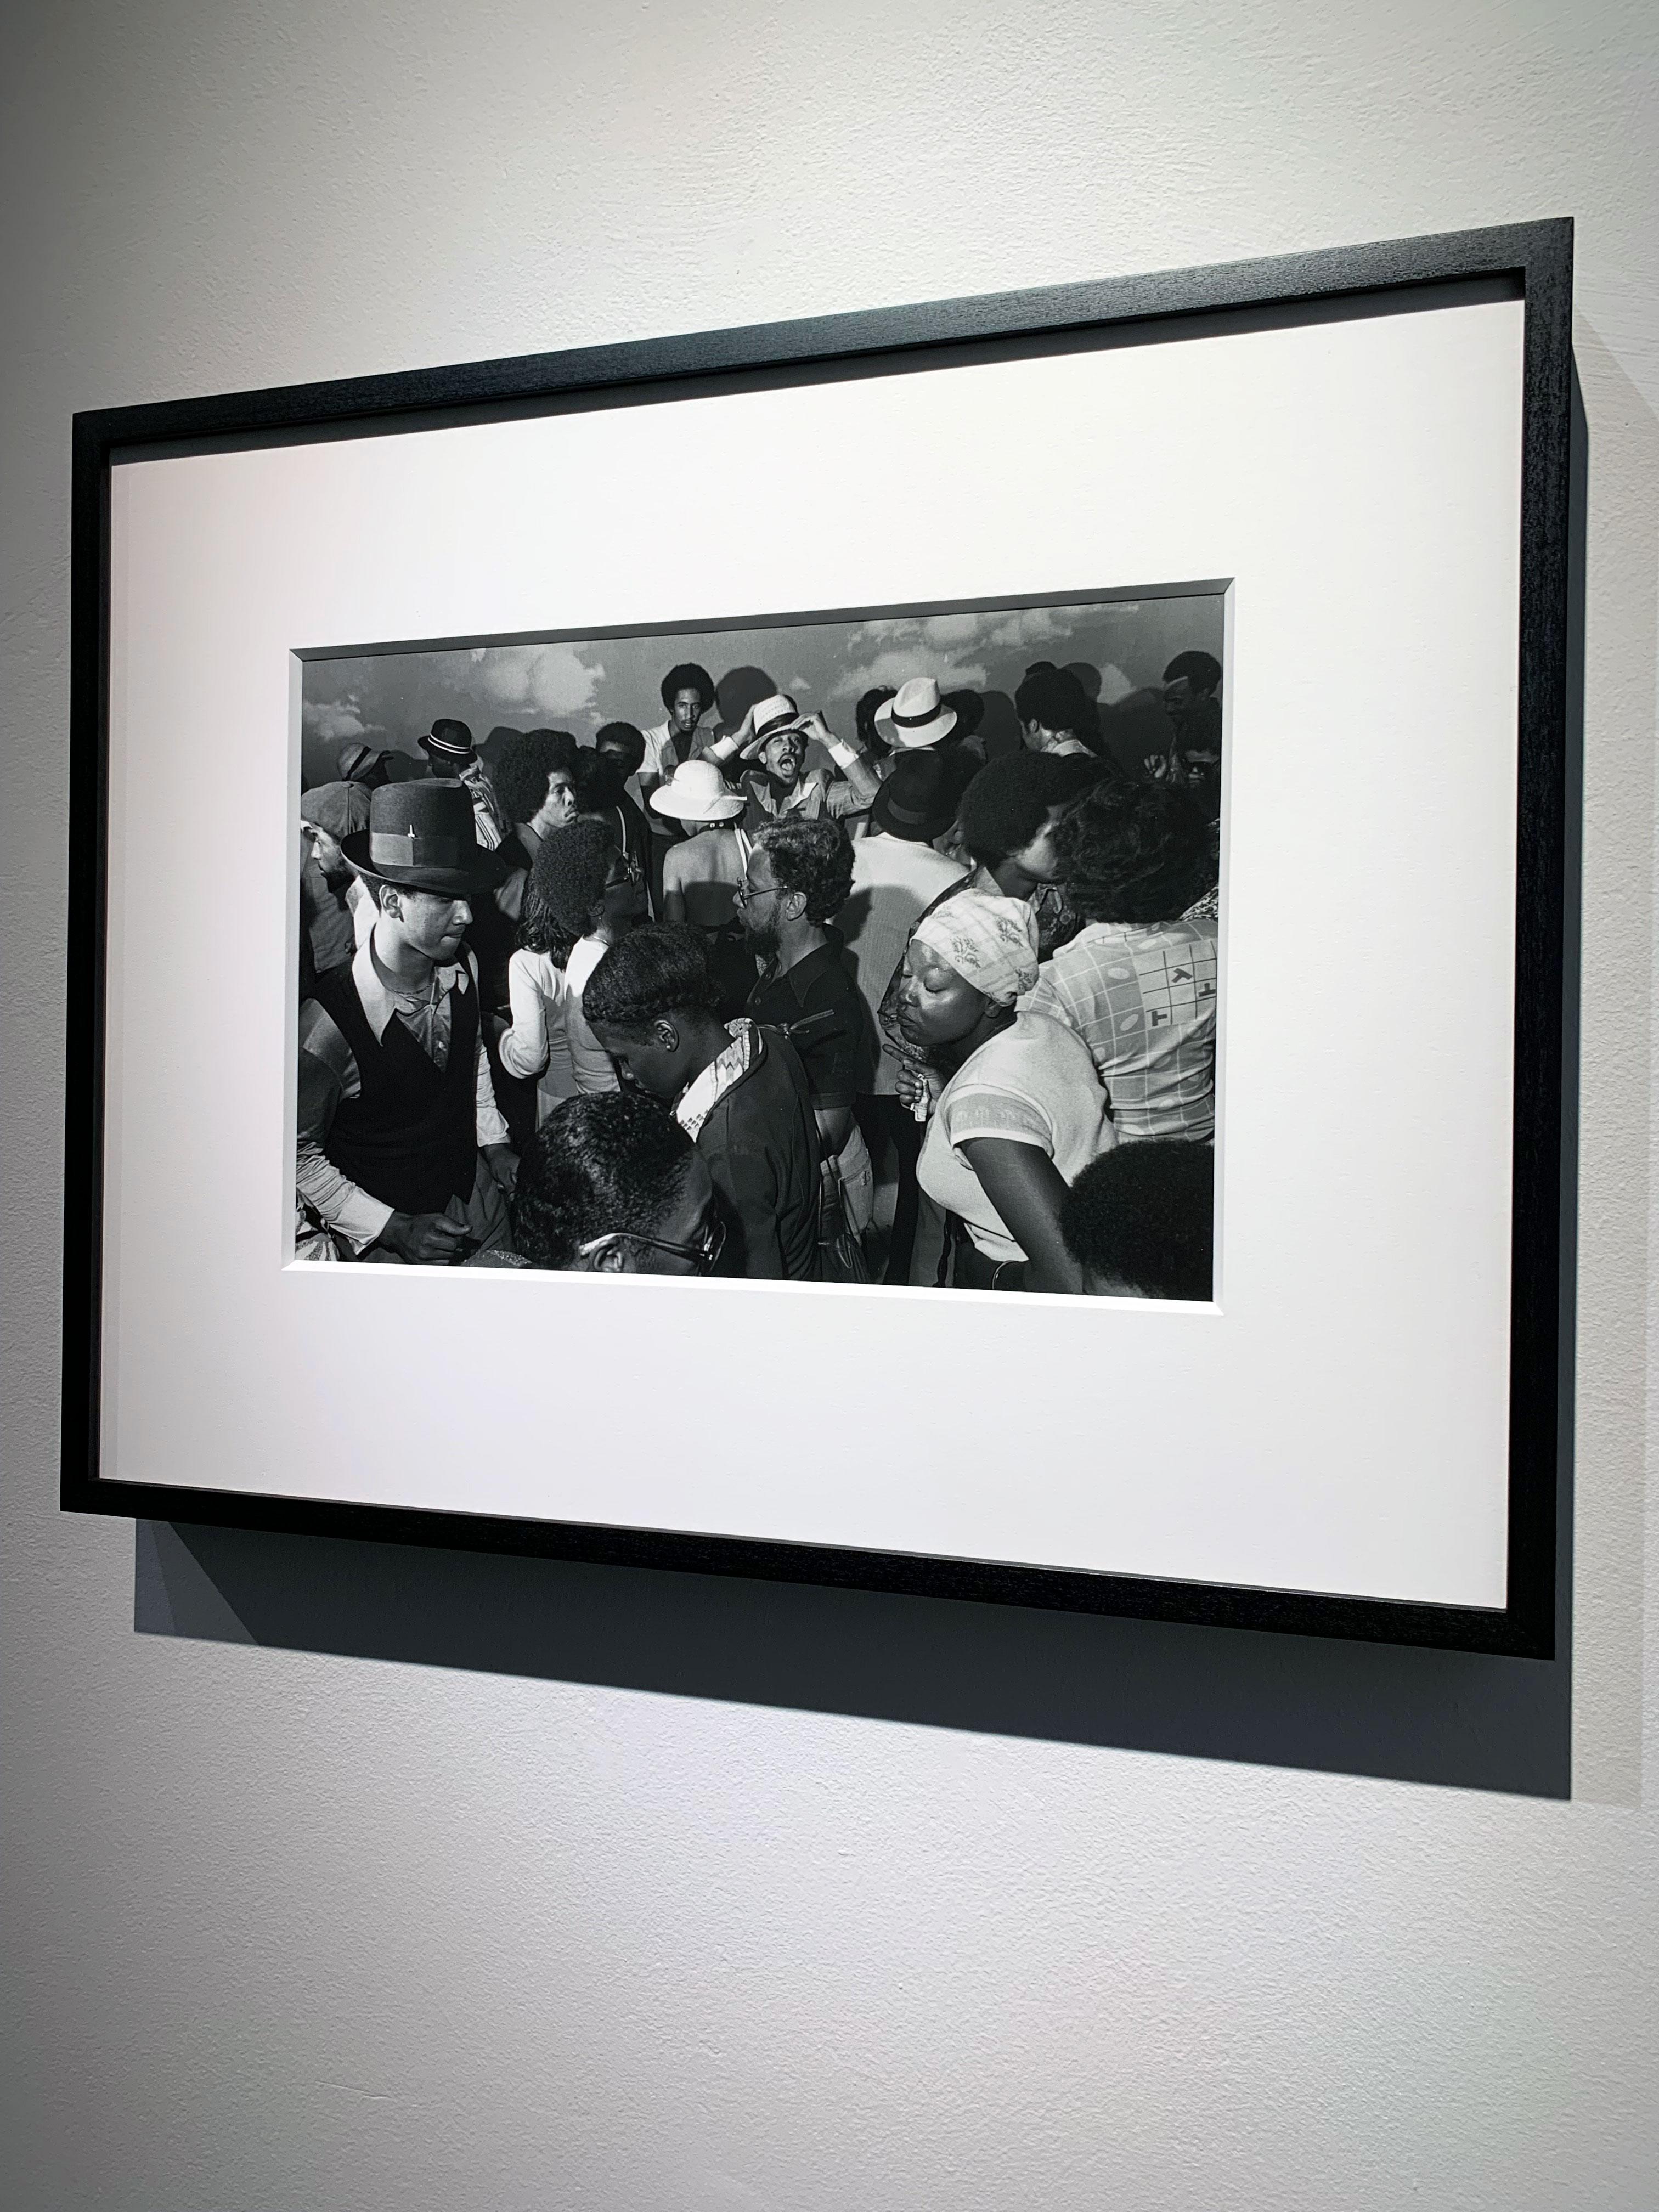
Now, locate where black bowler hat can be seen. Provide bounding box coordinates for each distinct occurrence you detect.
[420,717,477,769]
[340,780,507,895]
[870,752,965,843]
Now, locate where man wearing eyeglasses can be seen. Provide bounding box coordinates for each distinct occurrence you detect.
[509,1092,726,1274]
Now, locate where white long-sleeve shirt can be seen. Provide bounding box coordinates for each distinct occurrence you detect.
[500,937,620,1125]
[296,936,508,1251]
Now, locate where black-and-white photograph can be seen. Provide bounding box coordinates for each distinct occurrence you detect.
[295,588,1224,1297]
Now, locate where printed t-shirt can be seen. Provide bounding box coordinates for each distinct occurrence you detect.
[1020,918,1218,1139]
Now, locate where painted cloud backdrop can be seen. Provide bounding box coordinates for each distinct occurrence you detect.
[301,591,1222,789]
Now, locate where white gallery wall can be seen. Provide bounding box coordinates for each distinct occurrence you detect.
[2,2,1656,2207]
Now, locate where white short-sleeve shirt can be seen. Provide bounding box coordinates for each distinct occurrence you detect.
[917,1010,1114,1261]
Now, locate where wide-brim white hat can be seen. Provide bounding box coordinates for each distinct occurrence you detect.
[648,759,747,822]
[874,675,958,750]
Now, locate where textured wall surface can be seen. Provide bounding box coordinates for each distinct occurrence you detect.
[3,3,1657,2207]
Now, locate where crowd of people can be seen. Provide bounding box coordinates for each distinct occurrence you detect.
[296,645,1223,1297]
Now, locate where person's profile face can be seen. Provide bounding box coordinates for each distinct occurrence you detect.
[736,853,787,951]
[304,824,349,883]
[539,769,577,830]
[1162,675,1194,727]
[1023,720,1066,754]
[895,940,986,1048]
[670,687,705,736]
[1009,803,1070,884]
[591,1020,683,1101]
[394,887,471,962]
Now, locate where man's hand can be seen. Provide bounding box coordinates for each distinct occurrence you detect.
[482,1143,518,1197]
[375,1211,472,1263]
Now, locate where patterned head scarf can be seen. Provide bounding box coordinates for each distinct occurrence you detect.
[911,888,1039,1007]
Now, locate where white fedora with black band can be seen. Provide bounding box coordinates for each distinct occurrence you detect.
[738,693,808,758]
[873,676,958,749]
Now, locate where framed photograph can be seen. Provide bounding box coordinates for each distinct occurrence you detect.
[63,218,1573,1653]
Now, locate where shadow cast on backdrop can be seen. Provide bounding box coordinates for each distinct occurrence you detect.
[132,368,1590,1807]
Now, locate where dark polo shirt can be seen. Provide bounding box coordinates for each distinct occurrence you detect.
[745,930,867,1113]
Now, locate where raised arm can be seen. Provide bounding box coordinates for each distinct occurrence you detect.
[798,709,879,808]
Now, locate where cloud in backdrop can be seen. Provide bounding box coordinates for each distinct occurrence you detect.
[302,693,380,745]
[465,642,605,718]
[299,592,1223,788]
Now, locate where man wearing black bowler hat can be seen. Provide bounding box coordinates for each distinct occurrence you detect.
[418,716,509,851]
[296,781,518,1263]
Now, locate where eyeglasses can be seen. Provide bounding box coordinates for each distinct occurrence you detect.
[575,1213,726,1274]
[732,877,787,907]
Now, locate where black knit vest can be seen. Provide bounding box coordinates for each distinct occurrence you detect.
[311,961,481,1216]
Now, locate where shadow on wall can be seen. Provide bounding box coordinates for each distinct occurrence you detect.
[137,1508,1571,1798]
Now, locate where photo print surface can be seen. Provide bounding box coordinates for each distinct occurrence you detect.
[296,586,1226,1301]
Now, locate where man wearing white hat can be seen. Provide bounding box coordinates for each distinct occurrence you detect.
[872,675,961,753]
[700,692,881,835]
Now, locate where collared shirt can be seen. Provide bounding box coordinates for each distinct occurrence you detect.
[745,932,865,1113]
[1020,918,1219,1139]
[297,934,509,1251]
[740,766,867,836]
[673,1019,761,1141]
[669,1020,821,1279]
[640,719,703,788]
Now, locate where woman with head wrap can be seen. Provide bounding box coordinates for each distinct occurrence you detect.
[498,818,646,1125]
[894,887,1113,1293]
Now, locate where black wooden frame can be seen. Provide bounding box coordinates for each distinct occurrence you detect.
[63,219,1575,1655]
